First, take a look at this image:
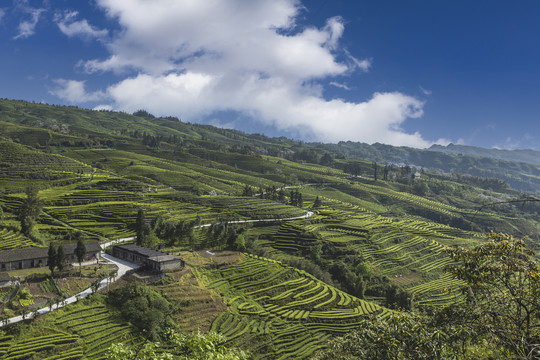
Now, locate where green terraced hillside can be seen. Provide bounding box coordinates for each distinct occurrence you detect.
[0,99,538,359]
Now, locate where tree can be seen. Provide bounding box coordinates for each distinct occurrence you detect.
[289,189,303,207]
[311,312,461,360]
[344,162,361,177]
[136,209,150,246]
[372,162,378,181]
[444,232,540,358]
[277,188,286,203]
[234,234,246,251]
[75,239,86,276]
[312,196,322,209]
[56,245,65,273]
[241,184,253,197]
[319,153,333,166]
[91,277,102,294]
[48,243,56,276]
[412,179,429,196]
[18,185,42,237]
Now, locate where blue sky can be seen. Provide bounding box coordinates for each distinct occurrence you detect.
[1,0,539,150]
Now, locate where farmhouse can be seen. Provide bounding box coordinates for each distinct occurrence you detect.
[112,244,184,271]
[0,242,101,271]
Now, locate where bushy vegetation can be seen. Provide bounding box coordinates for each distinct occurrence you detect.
[106,329,248,360]
[108,282,173,340]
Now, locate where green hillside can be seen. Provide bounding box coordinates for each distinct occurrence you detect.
[0,99,538,358]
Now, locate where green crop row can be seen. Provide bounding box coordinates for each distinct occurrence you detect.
[2,334,79,360]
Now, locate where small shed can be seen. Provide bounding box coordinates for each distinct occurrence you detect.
[112,244,184,271]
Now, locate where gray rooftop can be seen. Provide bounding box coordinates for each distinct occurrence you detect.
[114,244,182,263]
[0,241,101,264]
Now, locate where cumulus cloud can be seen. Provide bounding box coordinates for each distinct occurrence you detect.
[13,1,45,39]
[49,79,106,103]
[55,11,108,40]
[54,0,435,147]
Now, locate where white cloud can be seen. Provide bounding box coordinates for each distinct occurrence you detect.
[0,9,5,23]
[53,0,436,147]
[106,72,437,147]
[419,86,432,95]
[107,72,214,116]
[329,82,351,90]
[344,49,372,72]
[94,104,113,111]
[49,79,106,103]
[13,3,45,39]
[55,11,108,40]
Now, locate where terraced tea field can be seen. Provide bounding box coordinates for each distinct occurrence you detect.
[54,303,134,359]
[0,332,82,360]
[247,184,484,307]
[201,255,388,359]
[0,227,35,250]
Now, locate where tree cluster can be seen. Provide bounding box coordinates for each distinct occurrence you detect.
[108,282,172,340]
[289,189,303,207]
[136,209,196,248]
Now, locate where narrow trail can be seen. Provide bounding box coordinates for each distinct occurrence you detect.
[0,209,315,327]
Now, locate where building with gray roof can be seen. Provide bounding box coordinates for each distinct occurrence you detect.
[0,242,101,271]
[112,244,183,272]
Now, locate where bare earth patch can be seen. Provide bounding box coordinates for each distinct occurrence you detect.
[390,272,423,286]
[197,250,244,266]
[154,270,228,333]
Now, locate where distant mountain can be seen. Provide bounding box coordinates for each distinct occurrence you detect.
[327,142,540,194]
[429,144,540,166]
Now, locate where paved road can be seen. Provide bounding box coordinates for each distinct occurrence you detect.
[196,211,314,228]
[100,210,314,235]
[0,209,314,327]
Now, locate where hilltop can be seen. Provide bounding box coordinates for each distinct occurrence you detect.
[0,98,538,358]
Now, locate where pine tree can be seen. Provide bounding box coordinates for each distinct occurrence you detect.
[75,239,86,276]
[56,245,65,273]
[48,243,56,276]
[136,209,148,246]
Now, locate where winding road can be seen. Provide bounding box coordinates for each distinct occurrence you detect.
[0,210,315,327]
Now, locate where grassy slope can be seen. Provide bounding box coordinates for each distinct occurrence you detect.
[0,99,539,358]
